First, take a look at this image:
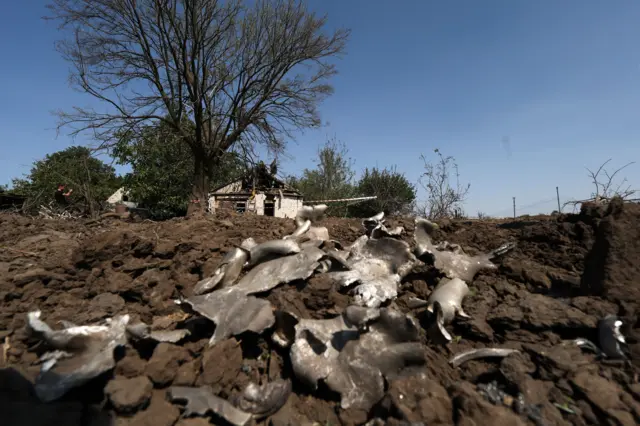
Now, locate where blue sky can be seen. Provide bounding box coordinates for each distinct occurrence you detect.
[1,1,639,217]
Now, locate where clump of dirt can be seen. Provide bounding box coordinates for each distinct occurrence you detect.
[1,203,640,426]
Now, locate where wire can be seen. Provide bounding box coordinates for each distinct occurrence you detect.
[414,196,561,218]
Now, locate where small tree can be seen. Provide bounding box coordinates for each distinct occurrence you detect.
[350,166,416,217]
[12,146,122,216]
[286,137,356,216]
[419,148,470,220]
[113,119,244,218]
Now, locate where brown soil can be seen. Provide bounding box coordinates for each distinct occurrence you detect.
[2,202,640,426]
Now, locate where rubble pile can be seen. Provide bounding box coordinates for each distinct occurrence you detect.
[1,200,640,425]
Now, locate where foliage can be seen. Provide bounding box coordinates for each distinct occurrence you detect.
[350,167,416,217]
[46,0,350,205]
[11,146,122,216]
[419,148,470,220]
[113,120,245,219]
[286,137,356,216]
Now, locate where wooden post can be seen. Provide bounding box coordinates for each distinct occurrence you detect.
[512,197,516,218]
[556,186,561,212]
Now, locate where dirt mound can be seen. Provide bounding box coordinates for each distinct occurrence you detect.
[581,199,640,309]
[1,205,640,426]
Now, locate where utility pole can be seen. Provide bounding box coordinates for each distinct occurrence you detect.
[512,197,516,218]
[556,186,561,212]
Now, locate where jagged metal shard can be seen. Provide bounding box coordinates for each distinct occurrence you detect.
[306,226,330,242]
[427,277,470,324]
[343,308,424,380]
[193,248,250,295]
[126,322,190,344]
[414,217,514,282]
[598,315,629,359]
[180,245,322,348]
[449,348,520,368]
[329,236,418,308]
[362,211,404,239]
[192,237,256,295]
[425,278,470,343]
[176,287,275,346]
[290,314,356,389]
[295,204,328,227]
[236,247,325,295]
[235,379,292,419]
[289,307,424,411]
[26,310,129,402]
[284,219,311,240]
[168,386,253,426]
[413,217,439,258]
[246,239,301,268]
[271,310,300,348]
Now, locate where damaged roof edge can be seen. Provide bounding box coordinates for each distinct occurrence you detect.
[213,192,303,198]
[209,176,302,197]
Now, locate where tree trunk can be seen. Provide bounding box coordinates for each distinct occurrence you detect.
[189,154,211,216]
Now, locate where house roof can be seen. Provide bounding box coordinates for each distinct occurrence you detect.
[210,164,302,196]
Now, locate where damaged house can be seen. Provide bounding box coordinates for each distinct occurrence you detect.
[208,163,303,218]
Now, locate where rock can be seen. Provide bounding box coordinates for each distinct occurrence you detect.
[501,260,551,292]
[449,381,526,426]
[173,360,200,387]
[105,376,153,413]
[455,318,494,341]
[89,292,126,314]
[522,344,587,381]
[581,202,640,311]
[570,297,619,318]
[571,371,637,426]
[197,338,245,393]
[175,419,212,426]
[547,270,580,293]
[128,391,181,426]
[115,351,147,378]
[488,294,597,332]
[153,241,176,259]
[145,343,191,387]
[132,238,155,257]
[12,269,67,287]
[388,373,453,424]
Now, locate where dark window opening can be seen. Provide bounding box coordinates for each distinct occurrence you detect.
[236,202,246,213]
[264,200,275,216]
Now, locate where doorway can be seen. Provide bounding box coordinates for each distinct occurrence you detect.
[264,199,275,216]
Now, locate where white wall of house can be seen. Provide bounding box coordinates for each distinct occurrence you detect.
[275,196,302,218]
[255,193,266,215]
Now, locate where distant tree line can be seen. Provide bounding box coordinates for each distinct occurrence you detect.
[3,125,473,221]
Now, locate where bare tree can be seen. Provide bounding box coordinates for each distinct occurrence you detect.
[45,0,350,208]
[587,159,636,201]
[418,148,470,220]
[563,159,637,210]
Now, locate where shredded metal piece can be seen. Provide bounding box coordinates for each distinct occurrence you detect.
[449,348,520,368]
